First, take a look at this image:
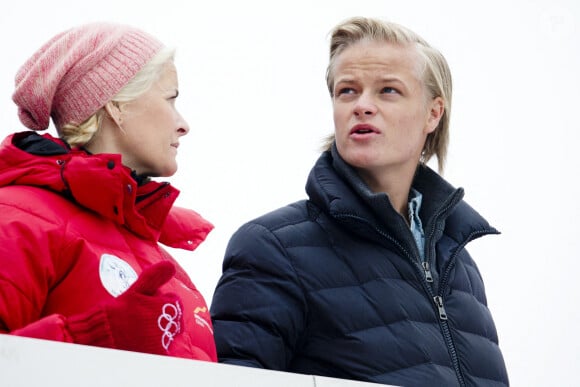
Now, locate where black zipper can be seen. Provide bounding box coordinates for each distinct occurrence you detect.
[423,192,467,387]
[435,230,493,387]
[336,191,471,386]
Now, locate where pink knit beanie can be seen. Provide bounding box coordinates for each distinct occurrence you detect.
[12,22,163,131]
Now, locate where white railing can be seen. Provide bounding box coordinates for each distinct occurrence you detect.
[0,334,392,386]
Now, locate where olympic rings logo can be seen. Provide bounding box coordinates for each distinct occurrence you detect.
[158,301,182,351]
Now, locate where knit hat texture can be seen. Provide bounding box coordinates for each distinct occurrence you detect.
[12,22,163,131]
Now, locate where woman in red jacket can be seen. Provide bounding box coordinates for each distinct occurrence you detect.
[0,22,217,361]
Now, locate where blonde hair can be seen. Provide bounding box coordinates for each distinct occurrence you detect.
[60,47,176,147]
[324,17,452,172]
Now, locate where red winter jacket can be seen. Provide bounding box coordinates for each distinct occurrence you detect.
[0,131,217,361]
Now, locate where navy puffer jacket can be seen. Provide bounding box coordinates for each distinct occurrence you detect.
[211,146,509,386]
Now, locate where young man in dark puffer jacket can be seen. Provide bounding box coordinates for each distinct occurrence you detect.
[211,16,509,387]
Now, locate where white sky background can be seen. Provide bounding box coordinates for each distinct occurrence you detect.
[1,0,578,385]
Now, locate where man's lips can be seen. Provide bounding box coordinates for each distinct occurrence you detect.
[350,124,380,135]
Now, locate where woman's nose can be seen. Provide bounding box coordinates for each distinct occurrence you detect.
[177,113,190,136]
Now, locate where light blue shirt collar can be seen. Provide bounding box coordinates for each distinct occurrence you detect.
[408,188,425,261]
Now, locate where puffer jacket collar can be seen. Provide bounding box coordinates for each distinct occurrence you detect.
[0,131,213,248]
[306,143,497,256]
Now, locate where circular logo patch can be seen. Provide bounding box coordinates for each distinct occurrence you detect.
[99,254,138,297]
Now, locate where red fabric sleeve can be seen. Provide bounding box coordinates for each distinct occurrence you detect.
[7,314,73,343]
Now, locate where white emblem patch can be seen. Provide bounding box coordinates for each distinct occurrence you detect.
[99,254,138,297]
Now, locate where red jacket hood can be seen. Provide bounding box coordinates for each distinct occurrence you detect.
[0,131,213,250]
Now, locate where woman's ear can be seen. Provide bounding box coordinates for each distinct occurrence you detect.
[104,101,123,127]
[425,96,445,134]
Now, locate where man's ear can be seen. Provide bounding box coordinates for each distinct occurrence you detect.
[104,101,123,127]
[425,96,444,134]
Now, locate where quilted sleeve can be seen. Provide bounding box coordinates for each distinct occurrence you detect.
[0,200,72,343]
[5,313,72,342]
[210,221,307,370]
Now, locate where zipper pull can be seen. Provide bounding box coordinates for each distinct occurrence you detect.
[433,296,448,320]
[422,261,433,282]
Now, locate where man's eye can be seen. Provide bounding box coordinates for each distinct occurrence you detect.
[381,87,398,94]
[337,87,355,95]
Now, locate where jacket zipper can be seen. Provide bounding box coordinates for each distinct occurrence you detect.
[432,228,497,387]
[338,212,467,385]
[337,190,471,386]
[404,238,467,387]
[423,193,467,387]
[422,261,433,283]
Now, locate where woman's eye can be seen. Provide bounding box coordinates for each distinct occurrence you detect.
[167,95,178,105]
